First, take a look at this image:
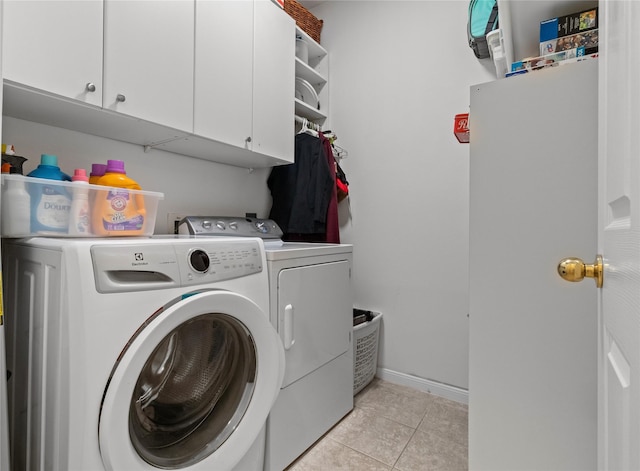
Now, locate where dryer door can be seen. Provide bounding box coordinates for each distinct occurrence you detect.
[277,260,351,387]
[98,290,284,470]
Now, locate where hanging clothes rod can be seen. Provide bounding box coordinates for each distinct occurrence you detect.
[294,115,322,132]
[322,130,348,160]
[294,115,349,159]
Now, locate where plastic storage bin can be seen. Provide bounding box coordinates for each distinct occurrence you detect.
[353,309,382,395]
[1,174,164,238]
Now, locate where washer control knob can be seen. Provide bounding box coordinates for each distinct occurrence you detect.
[216,221,226,230]
[255,221,268,233]
[229,222,238,230]
[189,249,210,273]
[202,220,212,230]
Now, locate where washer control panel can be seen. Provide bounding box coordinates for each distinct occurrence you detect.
[178,216,283,240]
[177,241,263,284]
[91,239,263,293]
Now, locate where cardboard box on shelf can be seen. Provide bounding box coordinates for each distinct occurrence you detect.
[540,7,598,55]
[541,29,598,56]
[512,46,588,72]
[507,51,598,77]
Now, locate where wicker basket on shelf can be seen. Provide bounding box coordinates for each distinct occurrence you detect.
[284,0,323,44]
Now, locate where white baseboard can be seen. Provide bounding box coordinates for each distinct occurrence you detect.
[376,368,469,405]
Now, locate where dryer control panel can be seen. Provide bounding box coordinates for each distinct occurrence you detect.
[91,240,263,293]
[178,216,283,239]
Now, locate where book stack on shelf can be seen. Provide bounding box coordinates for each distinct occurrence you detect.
[507,6,598,77]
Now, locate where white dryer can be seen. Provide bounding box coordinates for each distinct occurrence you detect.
[178,217,354,471]
[2,236,284,471]
[263,241,354,471]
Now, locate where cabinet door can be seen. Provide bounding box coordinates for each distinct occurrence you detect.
[253,0,295,162]
[277,260,351,388]
[2,0,103,106]
[103,0,194,132]
[194,0,253,147]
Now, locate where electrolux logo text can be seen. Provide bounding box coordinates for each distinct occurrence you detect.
[132,252,148,267]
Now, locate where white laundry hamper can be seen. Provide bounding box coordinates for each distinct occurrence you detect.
[352,309,382,395]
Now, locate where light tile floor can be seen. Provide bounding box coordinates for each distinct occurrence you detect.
[286,378,468,471]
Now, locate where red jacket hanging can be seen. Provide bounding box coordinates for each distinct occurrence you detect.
[319,133,340,243]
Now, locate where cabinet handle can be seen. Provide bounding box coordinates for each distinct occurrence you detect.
[245,136,252,143]
[85,82,96,92]
[116,94,126,103]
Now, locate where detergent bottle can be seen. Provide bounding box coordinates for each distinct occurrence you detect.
[89,163,107,184]
[27,154,72,234]
[88,163,106,209]
[68,169,91,236]
[92,159,146,236]
[2,167,31,237]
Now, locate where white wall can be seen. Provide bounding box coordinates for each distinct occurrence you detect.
[2,117,272,233]
[312,1,495,389]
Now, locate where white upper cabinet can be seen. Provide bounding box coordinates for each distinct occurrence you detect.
[194,0,294,163]
[1,0,295,168]
[194,0,254,149]
[252,0,295,162]
[2,0,103,106]
[103,0,194,132]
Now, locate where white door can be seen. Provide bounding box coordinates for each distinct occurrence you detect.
[103,0,194,132]
[252,0,295,162]
[2,0,103,106]
[0,1,10,468]
[99,290,284,470]
[194,0,254,147]
[468,60,598,470]
[598,1,640,469]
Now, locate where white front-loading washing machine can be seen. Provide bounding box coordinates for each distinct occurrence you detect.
[2,236,284,471]
[177,217,354,471]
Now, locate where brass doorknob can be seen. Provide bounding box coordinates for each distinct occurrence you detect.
[557,255,603,288]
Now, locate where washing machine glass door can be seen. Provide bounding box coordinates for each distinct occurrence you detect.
[99,290,284,471]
